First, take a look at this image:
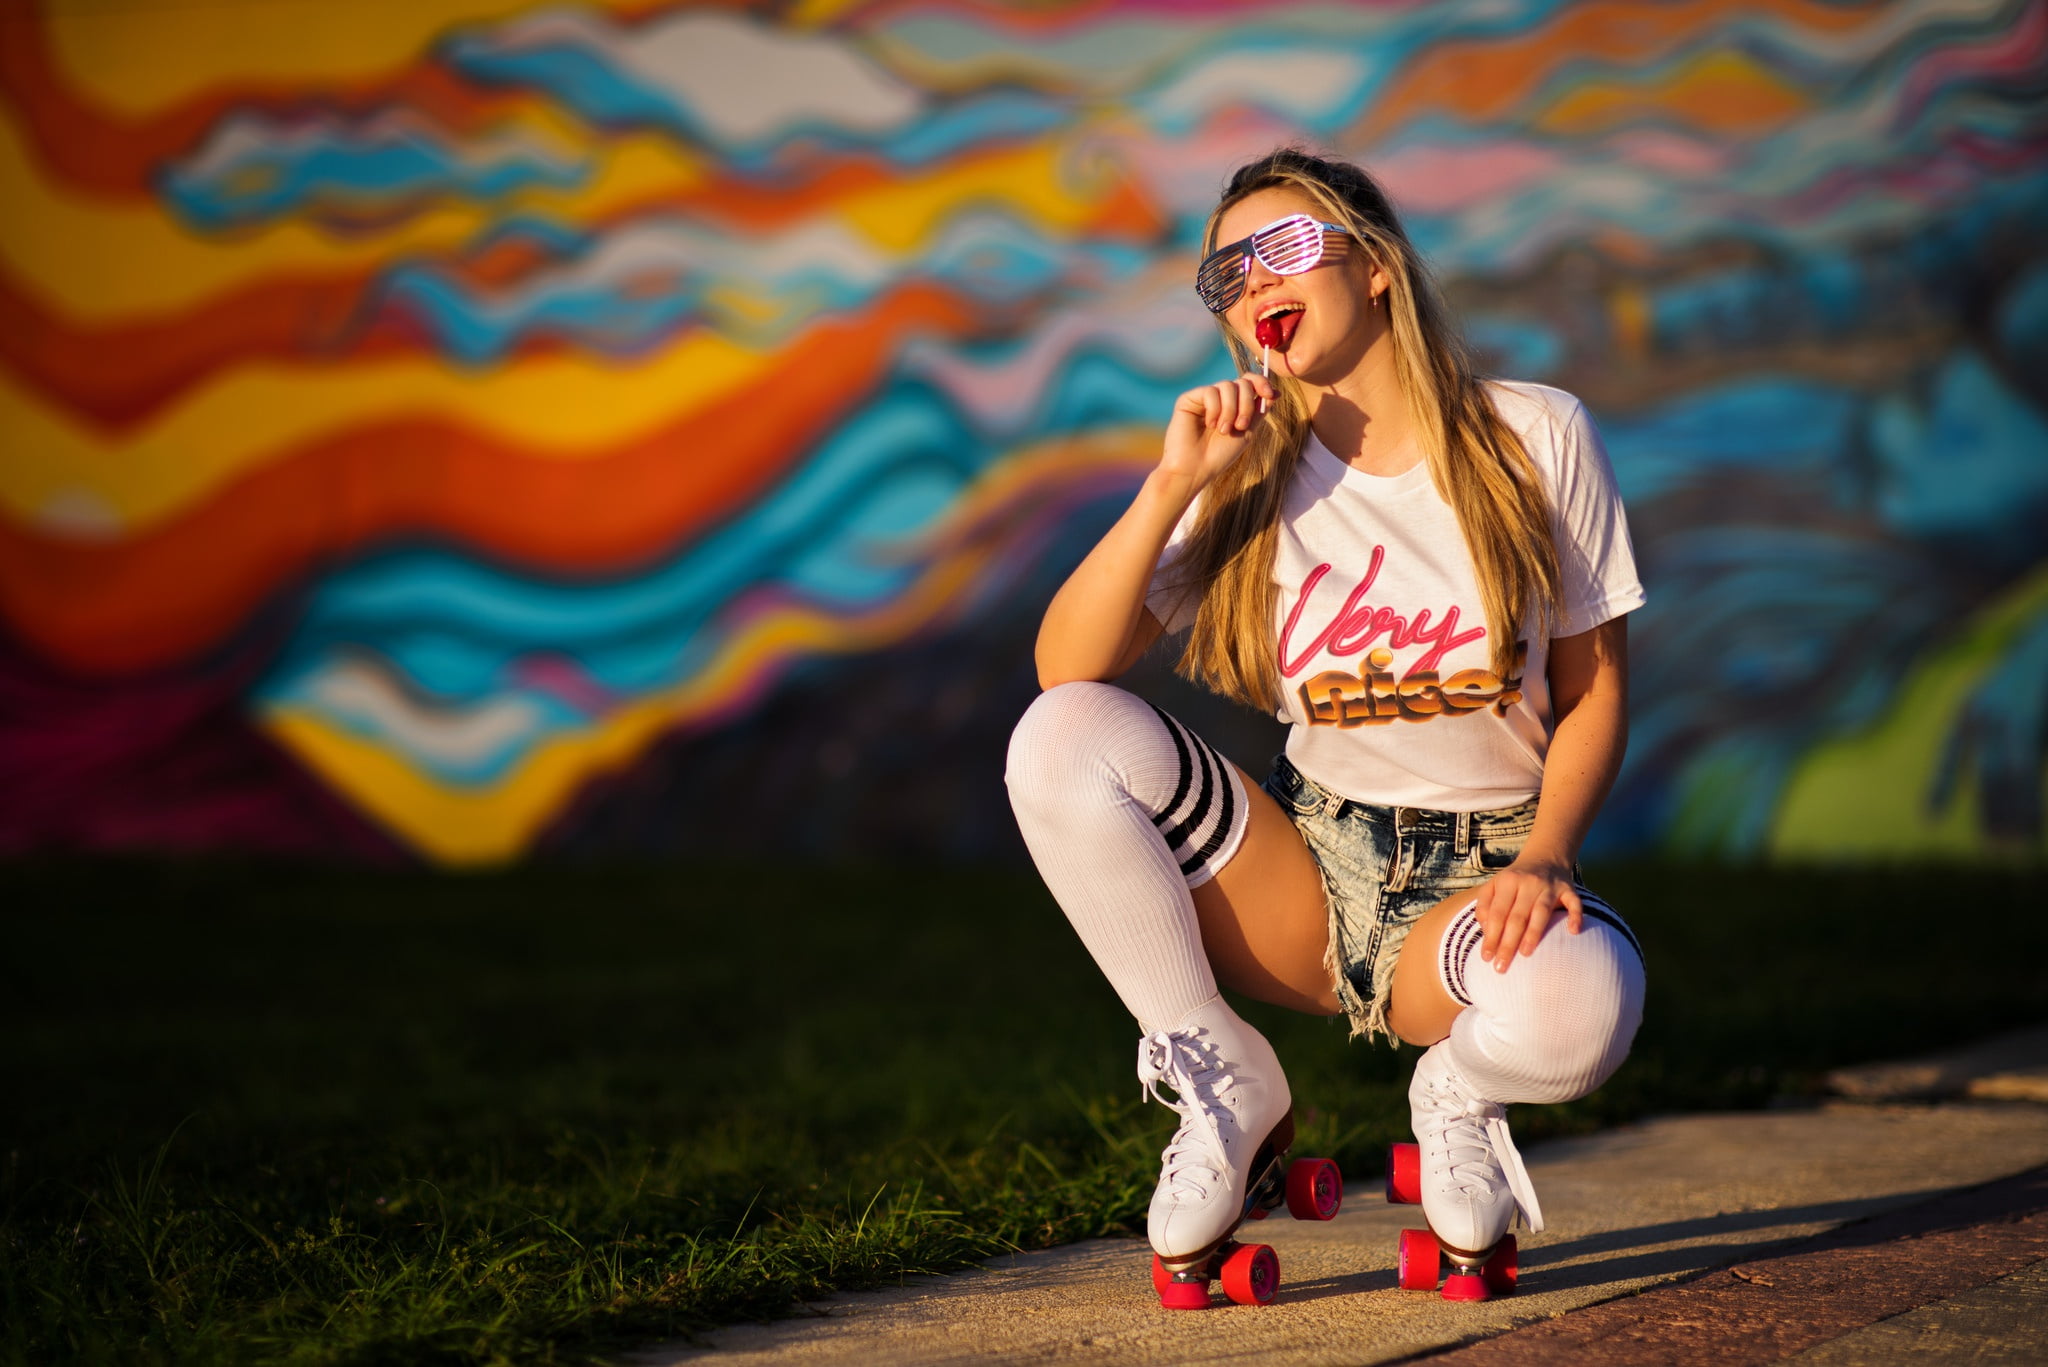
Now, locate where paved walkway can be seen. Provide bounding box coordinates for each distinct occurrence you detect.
[633,1029,2048,1366]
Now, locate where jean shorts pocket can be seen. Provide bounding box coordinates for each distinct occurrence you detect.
[1264,762,1327,818]
[1283,787,1326,819]
[1472,835,1528,871]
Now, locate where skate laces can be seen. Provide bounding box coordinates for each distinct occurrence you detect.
[1424,1078,1547,1234]
[1137,1029,1239,1197]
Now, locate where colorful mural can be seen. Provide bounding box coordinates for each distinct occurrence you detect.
[1,0,2042,864]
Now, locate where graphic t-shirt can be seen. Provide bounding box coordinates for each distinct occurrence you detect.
[1146,381,1644,813]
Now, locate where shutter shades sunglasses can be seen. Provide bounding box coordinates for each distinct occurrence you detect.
[1194,214,1350,313]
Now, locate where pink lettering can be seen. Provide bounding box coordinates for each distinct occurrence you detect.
[1275,546,1486,680]
[1277,549,1382,677]
[1408,605,1487,676]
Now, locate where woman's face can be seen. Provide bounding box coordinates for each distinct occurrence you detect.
[1207,185,1384,384]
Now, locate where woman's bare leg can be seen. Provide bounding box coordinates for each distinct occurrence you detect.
[1191,759,1341,1017]
[1386,888,1486,1045]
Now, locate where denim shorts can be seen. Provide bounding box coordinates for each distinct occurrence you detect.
[1260,753,1542,1045]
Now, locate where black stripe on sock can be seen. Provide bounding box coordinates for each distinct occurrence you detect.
[1147,703,1195,830]
[1440,906,1479,1005]
[1575,890,1644,966]
[1187,734,1238,870]
[1155,714,1218,862]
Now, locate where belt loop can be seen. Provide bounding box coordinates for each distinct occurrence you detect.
[1320,790,1345,819]
[1455,811,1471,856]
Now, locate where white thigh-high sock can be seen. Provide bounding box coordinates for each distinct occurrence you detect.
[1437,890,1646,1104]
[1005,681,1251,1033]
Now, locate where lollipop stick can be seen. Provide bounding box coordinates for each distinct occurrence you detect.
[1261,344,1269,413]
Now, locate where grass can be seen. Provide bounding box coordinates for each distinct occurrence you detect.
[3,858,2045,1365]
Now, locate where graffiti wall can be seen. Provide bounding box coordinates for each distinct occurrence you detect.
[2,0,2042,864]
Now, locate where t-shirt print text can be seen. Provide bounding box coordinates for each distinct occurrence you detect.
[1277,548,1526,728]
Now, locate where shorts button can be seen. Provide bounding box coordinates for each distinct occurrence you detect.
[1397,808,1419,829]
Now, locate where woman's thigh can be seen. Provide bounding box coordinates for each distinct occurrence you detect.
[1385,886,1490,1046]
[1190,759,1342,1018]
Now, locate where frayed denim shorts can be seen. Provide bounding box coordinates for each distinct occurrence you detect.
[1259,753,1541,1045]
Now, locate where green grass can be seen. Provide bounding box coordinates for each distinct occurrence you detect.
[4,858,2045,1365]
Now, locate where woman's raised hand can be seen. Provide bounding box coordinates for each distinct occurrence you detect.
[1158,374,1276,491]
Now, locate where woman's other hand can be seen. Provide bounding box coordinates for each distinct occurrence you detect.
[1159,374,1276,491]
[1474,854,1582,971]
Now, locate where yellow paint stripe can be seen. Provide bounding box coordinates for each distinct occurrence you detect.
[783,0,872,29]
[261,552,986,864]
[39,0,648,117]
[1536,47,1808,136]
[0,105,708,320]
[834,143,1100,252]
[1,108,1103,323]
[255,428,1146,864]
[0,327,769,532]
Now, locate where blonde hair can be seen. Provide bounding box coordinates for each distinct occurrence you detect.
[1161,148,1562,707]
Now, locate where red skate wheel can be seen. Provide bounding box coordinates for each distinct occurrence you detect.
[1151,1254,1171,1296]
[1397,1228,1440,1291]
[1443,1269,1490,1302]
[1220,1242,1279,1306]
[1286,1157,1343,1220]
[1386,1142,1421,1205]
[1481,1234,1518,1295]
[1159,1279,1211,1310]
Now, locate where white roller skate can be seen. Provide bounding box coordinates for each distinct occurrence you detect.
[1136,997,1342,1310]
[1383,1041,1541,1301]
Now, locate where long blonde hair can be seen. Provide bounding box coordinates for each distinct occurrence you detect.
[1161,148,1562,707]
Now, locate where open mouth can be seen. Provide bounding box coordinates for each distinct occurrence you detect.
[1254,304,1304,352]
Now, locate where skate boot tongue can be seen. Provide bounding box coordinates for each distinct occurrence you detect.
[1450,1099,1545,1234]
[1139,1030,1237,1194]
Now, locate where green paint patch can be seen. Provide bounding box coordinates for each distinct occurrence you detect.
[1772,565,2048,861]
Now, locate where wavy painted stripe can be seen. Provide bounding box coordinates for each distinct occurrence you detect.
[162,106,591,232]
[259,542,983,862]
[0,106,709,320]
[382,202,1080,363]
[444,8,925,152]
[0,283,973,675]
[246,360,1185,721]
[0,0,560,199]
[249,412,1162,789]
[1533,46,1812,138]
[256,425,1160,863]
[1353,0,1900,140]
[899,266,1218,435]
[32,0,668,118]
[0,266,388,433]
[0,317,774,537]
[0,129,1152,413]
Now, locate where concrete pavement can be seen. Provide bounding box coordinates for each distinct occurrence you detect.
[633,1029,2048,1366]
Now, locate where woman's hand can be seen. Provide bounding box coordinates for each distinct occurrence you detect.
[1474,854,1582,971]
[1158,374,1276,491]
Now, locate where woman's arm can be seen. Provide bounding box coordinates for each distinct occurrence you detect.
[1034,473,1186,687]
[1473,615,1629,970]
[1035,372,1274,688]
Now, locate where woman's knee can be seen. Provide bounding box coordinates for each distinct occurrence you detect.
[1004,680,1141,798]
[1505,921,1644,1093]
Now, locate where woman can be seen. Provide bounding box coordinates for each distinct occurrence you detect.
[1005,148,1646,1308]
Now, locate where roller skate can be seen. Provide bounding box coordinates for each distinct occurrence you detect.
[1137,998,1343,1309]
[1383,1042,1540,1302]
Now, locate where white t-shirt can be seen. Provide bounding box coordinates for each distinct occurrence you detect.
[1146,380,1644,813]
